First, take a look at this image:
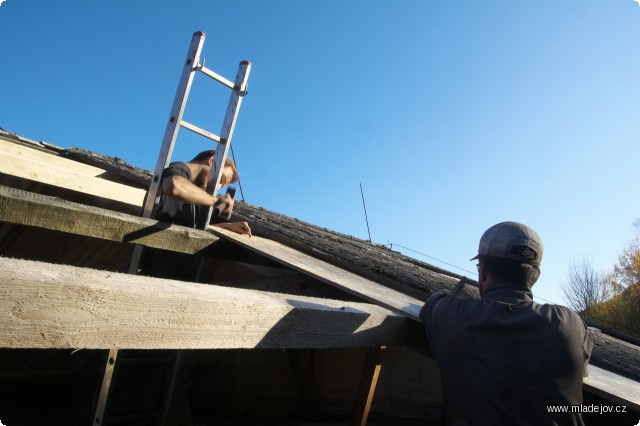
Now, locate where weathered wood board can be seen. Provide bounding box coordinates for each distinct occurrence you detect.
[0,185,217,254]
[0,137,145,206]
[210,227,424,321]
[0,257,423,350]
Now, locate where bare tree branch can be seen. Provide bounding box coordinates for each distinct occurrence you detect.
[562,257,607,313]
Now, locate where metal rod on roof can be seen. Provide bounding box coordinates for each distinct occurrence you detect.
[360,183,372,242]
[230,144,245,201]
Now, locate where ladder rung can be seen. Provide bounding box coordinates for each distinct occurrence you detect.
[180,120,223,143]
[196,63,235,90]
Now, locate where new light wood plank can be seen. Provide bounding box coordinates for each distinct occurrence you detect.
[210,228,424,321]
[0,185,216,254]
[0,138,145,207]
[0,257,422,350]
[584,365,640,411]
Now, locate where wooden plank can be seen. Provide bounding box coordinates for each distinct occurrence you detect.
[352,346,386,426]
[584,365,640,411]
[209,227,424,321]
[0,185,217,254]
[0,257,423,350]
[0,138,144,207]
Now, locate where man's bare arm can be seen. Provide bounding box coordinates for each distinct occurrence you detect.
[163,175,232,210]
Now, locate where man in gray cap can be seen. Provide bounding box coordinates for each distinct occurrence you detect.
[420,221,592,426]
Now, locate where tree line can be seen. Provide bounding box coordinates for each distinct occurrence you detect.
[562,220,640,338]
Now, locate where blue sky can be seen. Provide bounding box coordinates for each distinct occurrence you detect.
[2,0,639,306]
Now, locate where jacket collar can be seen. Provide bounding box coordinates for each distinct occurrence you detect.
[483,285,534,303]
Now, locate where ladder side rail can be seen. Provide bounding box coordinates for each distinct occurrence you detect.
[196,60,252,230]
[142,31,207,219]
[127,32,207,276]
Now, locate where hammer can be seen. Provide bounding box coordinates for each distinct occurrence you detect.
[214,187,236,221]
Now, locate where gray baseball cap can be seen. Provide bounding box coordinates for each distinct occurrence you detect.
[471,221,543,267]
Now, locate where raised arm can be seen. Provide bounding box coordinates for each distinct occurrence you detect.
[162,175,214,205]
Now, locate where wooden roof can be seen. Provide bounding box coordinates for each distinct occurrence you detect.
[0,129,638,411]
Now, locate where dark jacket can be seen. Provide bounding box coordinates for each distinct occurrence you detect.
[420,286,593,426]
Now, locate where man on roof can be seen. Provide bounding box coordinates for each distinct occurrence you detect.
[420,221,592,426]
[155,149,251,236]
[140,150,251,280]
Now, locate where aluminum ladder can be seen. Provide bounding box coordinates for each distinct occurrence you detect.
[92,30,252,426]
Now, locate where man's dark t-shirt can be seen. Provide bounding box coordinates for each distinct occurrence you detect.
[140,162,198,280]
[155,162,196,228]
[420,286,593,426]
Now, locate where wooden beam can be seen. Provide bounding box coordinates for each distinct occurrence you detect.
[0,257,424,350]
[0,185,217,254]
[209,227,424,321]
[0,138,145,207]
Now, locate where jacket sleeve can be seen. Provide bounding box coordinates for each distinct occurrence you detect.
[419,291,451,359]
